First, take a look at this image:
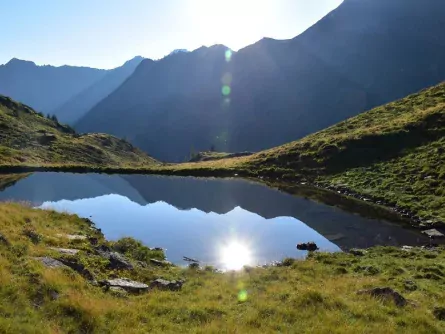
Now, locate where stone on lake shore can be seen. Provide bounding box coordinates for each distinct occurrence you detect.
[422,229,444,238]
[297,242,318,251]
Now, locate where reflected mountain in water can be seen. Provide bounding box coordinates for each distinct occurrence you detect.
[0,173,427,252]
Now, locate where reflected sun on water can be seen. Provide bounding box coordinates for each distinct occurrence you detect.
[220,240,253,270]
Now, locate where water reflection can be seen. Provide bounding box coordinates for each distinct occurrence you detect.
[0,173,428,267]
[39,194,340,268]
[221,241,253,270]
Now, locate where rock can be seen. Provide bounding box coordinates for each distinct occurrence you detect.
[349,248,367,256]
[56,233,87,240]
[357,287,407,307]
[433,307,445,321]
[150,279,184,291]
[150,247,164,252]
[57,258,95,280]
[36,257,68,269]
[97,249,133,270]
[401,245,414,252]
[150,259,172,267]
[99,278,149,293]
[296,242,318,251]
[49,247,80,255]
[422,229,444,238]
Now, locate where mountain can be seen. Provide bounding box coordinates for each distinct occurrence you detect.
[174,82,445,226]
[0,59,106,113]
[76,0,445,162]
[54,56,144,124]
[0,95,159,168]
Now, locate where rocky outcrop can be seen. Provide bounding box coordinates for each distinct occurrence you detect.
[96,245,133,270]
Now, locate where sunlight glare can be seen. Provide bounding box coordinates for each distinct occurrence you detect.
[221,241,252,270]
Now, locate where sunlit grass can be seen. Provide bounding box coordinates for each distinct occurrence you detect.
[0,202,444,332]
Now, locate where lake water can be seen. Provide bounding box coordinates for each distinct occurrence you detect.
[0,173,426,269]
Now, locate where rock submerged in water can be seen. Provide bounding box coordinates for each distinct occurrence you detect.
[297,242,318,251]
[357,287,407,307]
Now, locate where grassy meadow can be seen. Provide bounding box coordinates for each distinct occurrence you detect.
[0,202,444,333]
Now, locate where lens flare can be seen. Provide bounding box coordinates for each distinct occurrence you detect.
[222,85,231,96]
[221,241,252,270]
[238,289,248,302]
[225,50,232,62]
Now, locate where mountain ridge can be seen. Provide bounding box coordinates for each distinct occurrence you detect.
[76,0,445,161]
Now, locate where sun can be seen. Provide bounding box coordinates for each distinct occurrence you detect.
[221,241,252,270]
[186,0,275,50]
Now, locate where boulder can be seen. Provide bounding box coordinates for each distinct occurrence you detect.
[49,247,80,255]
[150,259,172,267]
[150,279,184,291]
[357,287,407,307]
[422,229,444,238]
[98,250,133,270]
[296,242,318,251]
[99,278,149,293]
[36,257,68,269]
[349,248,367,256]
[56,233,87,240]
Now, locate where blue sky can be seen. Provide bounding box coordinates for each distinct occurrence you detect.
[2,0,343,69]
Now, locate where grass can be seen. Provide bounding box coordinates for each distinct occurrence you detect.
[0,202,444,333]
[0,95,160,169]
[157,82,445,225]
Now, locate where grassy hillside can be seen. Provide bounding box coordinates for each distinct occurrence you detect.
[1,202,444,333]
[157,83,445,225]
[0,95,159,169]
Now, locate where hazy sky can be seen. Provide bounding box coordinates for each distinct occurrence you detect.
[2,0,343,69]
